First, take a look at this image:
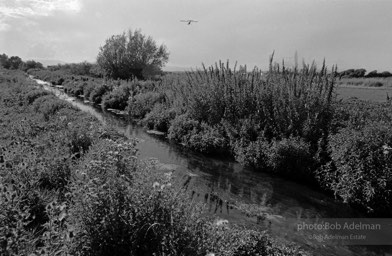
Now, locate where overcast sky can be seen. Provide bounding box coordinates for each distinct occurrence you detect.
[1,0,391,71]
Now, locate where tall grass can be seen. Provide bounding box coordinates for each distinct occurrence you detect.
[165,58,336,140]
[161,58,337,176]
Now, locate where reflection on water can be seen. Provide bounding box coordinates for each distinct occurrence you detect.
[34,78,391,256]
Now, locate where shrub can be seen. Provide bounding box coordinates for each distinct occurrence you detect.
[318,123,392,215]
[38,158,71,192]
[32,95,74,120]
[64,81,84,96]
[0,183,38,256]
[24,89,50,104]
[66,139,138,255]
[67,139,208,255]
[232,137,271,169]
[332,99,392,130]
[168,114,227,154]
[143,104,176,132]
[83,82,96,99]
[187,123,228,154]
[102,83,133,110]
[127,91,165,118]
[167,114,200,143]
[268,137,314,178]
[89,83,110,105]
[365,81,383,87]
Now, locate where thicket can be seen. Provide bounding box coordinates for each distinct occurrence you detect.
[159,60,336,181]
[1,69,307,255]
[318,99,392,215]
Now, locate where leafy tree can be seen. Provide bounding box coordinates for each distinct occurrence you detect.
[339,68,366,78]
[352,68,366,78]
[97,29,169,80]
[89,63,104,78]
[8,56,23,69]
[380,71,392,77]
[366,70,378,78]
[0,53,10,69]
[21,60,44,71]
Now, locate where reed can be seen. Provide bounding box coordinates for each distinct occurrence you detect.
[163,57,337,151]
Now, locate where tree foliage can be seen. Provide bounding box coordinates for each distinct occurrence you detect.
[0,53,43,71]
[97,29,169,80]
[8,56,23,69]
[47,62,104,77]
[21,60,44,71]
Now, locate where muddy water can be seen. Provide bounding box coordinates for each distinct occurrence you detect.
[33,77,391,256]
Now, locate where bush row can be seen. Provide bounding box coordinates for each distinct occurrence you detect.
[28,69,160,112]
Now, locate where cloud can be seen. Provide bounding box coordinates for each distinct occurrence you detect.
[0,15,10,31]
[0,0,81,17]
[0,0,81,30]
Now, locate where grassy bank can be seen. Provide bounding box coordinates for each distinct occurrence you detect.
[0,68,307,255]
[28,59,392,217]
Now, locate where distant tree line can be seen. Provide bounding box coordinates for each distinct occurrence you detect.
[0,53,44,71]
[339,68,392,78]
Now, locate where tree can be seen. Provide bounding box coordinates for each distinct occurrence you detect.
[380,71,392,77]
[0,53,10,69]
[97,29,169,80]
[8,56,23,69]
[21,60,44,71]
[366,70,378,78]
[352,69,366,78]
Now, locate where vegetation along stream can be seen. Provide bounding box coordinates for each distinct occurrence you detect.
[32,76,392,256]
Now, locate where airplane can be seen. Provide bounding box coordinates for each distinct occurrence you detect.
[180,20,198,25]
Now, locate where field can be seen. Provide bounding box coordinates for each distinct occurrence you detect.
[338,77,392,87]
[337,77,392,102]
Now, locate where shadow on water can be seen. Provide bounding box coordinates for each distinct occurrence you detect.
[33,77,392,256]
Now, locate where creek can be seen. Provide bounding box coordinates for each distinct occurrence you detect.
[32,77,390,256]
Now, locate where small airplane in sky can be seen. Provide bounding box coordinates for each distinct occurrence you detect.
[180,19,198,25]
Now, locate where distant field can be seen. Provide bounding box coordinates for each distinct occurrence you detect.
[336,85,392,102]
[338,77,392,87]
[336,77,392,102]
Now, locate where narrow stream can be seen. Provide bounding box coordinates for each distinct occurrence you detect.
[33,77,391,256]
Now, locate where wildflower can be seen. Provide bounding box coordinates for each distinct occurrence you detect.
[382,144,392,155]
[214,219,229,226]
[164,171,172,180]
[153,181,160,189]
